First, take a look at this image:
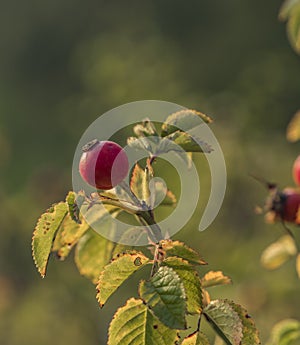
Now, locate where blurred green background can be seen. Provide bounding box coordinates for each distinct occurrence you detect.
[1,0,300,344]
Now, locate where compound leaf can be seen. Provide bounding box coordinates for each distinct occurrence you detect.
[97,252,150,307]
[139,266,187,329]
[162,257,202,314]
[32,202,68,277]
[108,298,179,345]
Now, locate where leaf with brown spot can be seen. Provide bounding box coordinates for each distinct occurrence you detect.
[52,213,90,260]
[97,252,150,307]
[108,298,179,345]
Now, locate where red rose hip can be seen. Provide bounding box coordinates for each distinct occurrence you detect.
[281,188,300,223]
[293,155,300,186]
[79,139,129,190]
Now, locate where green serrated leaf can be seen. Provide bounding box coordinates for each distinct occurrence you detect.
[164,131,213,153]
[266,319,300,345]
[32,202,68,277]
[74,229,114,283]
[227,301,261,345]
[162,257,202,314]
[201,271,232,288]
[203,299,243,345]
[108,298,179,345]
[52,213,90,260]
[96,252,150,307]
[160,240,207,266]
[161,109,212,137]
[287,110,300,142]
[261,235,297,270]
[139,266,187,329]
[181,331,210,345]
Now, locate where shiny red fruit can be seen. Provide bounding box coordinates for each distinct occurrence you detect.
[293,155,300,186]
[79,140,129,190]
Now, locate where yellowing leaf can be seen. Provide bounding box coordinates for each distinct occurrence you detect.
[287,7,300,53]
[280,0,300,54]
[130,163,151,203]
[96,252,150,307]
[201,271,232,288]
[287,110,300,142]
[261,235,297,270]
[202,289,211,308]
[139,266,187,329]
[279,0,300,20]
[108,298,179,345]
[160,240,207,266]
[32,202,68,277]
[52,214,90,260]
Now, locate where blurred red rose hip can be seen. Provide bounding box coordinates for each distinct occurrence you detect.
[281,188,300,223]
[79,139,129,190]
[293,155,300,186]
